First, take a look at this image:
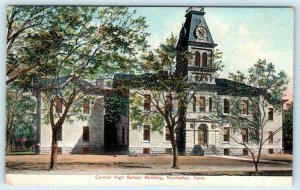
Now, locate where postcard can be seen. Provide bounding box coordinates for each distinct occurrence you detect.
[5,6,293,186]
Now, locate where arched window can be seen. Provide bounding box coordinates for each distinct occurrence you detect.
[199,97,206,112]
[195,51,200,67]
[192,96,196,112]
[202,52,207,68]
[209,97,212,113]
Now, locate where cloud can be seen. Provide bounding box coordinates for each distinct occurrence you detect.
[238,25,249,35]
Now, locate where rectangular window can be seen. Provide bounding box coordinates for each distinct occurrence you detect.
[241,100,248,115]
[224,148,230,155]
[243,148,248,156]
[192,96,196,112]
[242,128,248,143]
[83,126,89,142]
[224,99,230,114]
[209,97,212,113]
[83,99,90,114]
[223,127,230,142]
[144,94,151,111]
[55,98,62,113]
[143,148,150,154]
[268,108,274,120]
[165,127,171,141]
[143,125,150,141]
[268,149,274,154]
[190,123,194,129]
[268,131,273,144]
[199,97,205,112]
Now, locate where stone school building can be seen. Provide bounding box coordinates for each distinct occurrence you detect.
[37,7,283,156]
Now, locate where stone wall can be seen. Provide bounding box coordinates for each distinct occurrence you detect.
[40,96,105,154]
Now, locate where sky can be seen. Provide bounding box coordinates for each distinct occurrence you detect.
[135,7,294,101]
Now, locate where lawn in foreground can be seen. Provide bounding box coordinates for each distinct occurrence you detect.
[5,154,292,176]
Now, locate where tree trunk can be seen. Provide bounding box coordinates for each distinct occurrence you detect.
[171,137,179,169]
[254,161,259,175]
[49,128,58,170]
[6,134,12,153]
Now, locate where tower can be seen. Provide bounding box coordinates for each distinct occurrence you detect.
[176,7,218,155]
[176,7,218,84]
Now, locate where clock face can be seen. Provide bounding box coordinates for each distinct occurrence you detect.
[195,26,207,41]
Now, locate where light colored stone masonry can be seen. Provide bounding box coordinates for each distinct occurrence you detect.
[128,90,283,155]
[40,96,105,154]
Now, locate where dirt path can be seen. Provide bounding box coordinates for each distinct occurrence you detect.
[6,154,292,175]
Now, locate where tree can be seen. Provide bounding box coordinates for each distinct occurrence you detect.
[214,59,288,175]
[6,87,36,152]
[6,6,64,85]
[26,6,149,170]
[283,101,293,153]
[129,35,223,168]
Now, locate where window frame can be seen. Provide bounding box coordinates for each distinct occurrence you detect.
[241,100,248,115]
[202,52,208,68]
[82,126,89,142]
[143,125,150,142]
[199,96,206,112]
[268,131,274,144]
[192,96,197,112]
[144,94,151,111]
[165,126,171,142]
[209,97,212,113]
[223,127,230,142]
[83,99,90,114]
[195,51,201,67]
[268,108,274,120]
[223,99,230,114]
[241,128,248,143]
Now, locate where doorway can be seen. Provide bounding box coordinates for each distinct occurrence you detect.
[198,124,208,145]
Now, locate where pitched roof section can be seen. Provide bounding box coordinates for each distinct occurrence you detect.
[177,7,217,49]
[113,73,262,97]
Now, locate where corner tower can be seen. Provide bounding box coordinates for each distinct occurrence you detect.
[176,7,218,84]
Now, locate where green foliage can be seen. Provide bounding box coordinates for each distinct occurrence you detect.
[6,88,36,150]
[105,94,129,125]
[248,59,289,109]
[229,70,246,83]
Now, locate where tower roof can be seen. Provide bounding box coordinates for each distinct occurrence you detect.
[178,7,217,48]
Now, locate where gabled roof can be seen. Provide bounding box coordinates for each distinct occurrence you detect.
[32,76,121,96]
[113,73,263,98]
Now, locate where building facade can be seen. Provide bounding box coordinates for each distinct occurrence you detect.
[37,7,283,156]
